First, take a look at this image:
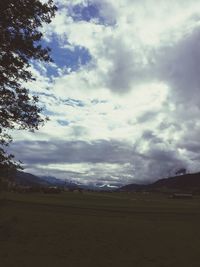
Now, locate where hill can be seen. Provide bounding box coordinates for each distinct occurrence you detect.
[150,172,200,192]
[119,172,200,193]
[15,171,51,187]
[10,171,79,189]
[117,183,147,192]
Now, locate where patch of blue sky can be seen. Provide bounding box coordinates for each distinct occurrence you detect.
[91,99,108,104]
[38,94,85,109]
[69,3,109,25]
[72,3,99,22]
[50,40,91,71]
[62,98,85,107]
[43,109,57,116]
[37,92,58,100]
[36,37,92,77]
[57,120,70,126]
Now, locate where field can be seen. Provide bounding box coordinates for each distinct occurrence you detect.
[1,191,200,267]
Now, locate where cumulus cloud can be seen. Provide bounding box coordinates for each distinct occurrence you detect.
[156,28,200,105]
[9,0,200,185]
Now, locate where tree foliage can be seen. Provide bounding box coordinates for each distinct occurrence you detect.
[0,0,57,174]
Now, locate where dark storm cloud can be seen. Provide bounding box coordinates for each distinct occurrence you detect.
[137,111,158,123]
[10,139,134,165]
[10,134,191,183]
[141,130,163,144]
[101,23,200,98]
[146,148,180,162]
[132,149,187,181]
[156,27,200,105]
[25,165,83,178]
[132,133,189,180]
[158,121,182,131]
[103,38,150,93]
[178,141,200,153]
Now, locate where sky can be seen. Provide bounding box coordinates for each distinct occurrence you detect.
[9,0,200,186]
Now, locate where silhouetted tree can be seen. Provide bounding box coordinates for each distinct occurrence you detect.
[0,0,57,174]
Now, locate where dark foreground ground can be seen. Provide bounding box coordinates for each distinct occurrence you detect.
[1,191,200,267]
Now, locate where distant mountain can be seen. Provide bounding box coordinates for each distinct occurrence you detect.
[13,171,200,193]
[13,172,80,189]
[40,176,79,189]
[15,171,50,186]
[40,176,66,185]
[119,172,200,193]
[79,182,125,191]
[11,171,118,190]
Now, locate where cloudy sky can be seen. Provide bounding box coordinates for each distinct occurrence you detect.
[10,0,200,186]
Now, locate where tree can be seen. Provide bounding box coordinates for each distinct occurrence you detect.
[0,0,57,175]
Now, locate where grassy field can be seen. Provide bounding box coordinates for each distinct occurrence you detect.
[1,191,200,267]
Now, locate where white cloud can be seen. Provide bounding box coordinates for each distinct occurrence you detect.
[10,0,200,184]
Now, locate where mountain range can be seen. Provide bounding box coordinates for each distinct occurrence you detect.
[13,171,78,189]
[5,170,200,193]
[10,171,121,191]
